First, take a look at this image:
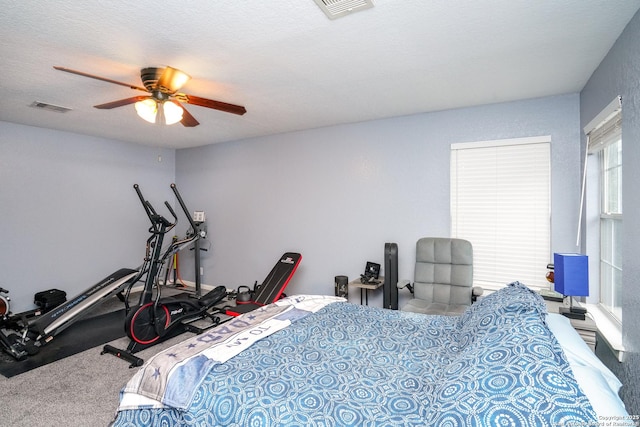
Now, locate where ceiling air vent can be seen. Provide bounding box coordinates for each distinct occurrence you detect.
[313,0,374,20]
[29,101,72,113]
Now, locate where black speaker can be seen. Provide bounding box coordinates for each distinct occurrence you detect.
[335,275,348,298]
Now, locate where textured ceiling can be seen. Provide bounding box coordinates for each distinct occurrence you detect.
[1,1,639,149]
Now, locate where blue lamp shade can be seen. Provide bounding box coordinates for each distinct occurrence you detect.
[553,253,589,297]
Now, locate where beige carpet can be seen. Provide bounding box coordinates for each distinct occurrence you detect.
[0,332,188,426]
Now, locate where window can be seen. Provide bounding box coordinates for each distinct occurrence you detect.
[451,136,551,290]
[585,100,622,322]
[600,141,622,320]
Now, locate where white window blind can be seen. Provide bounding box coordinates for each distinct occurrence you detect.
[451,136,551,290]
[588,110,621,154]
[584,96,622,154]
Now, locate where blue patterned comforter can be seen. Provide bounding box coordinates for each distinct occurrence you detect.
[111,283,597,426]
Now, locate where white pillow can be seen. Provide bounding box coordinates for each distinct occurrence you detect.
[546,313,622,394]
[571,365,629,418]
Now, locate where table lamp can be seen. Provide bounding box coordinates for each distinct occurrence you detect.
[553,253,589,320]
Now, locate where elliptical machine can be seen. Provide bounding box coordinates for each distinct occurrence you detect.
[102,183,226,367]
[0,184,224,364]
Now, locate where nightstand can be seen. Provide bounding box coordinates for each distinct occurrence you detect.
[544,299,598,352]
[348,277,383,305]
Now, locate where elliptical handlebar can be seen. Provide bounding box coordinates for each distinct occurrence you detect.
[164,201,178,223]
[133,184,177,233]
[133,184,151,216]
[170,183,198,232]
[161,183,200,258]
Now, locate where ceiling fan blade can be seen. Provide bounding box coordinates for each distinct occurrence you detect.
[177,103,199,127]
[54,66,149,93]
[180,94,247,116]
[94,96,149,109]
[156,67,191,94]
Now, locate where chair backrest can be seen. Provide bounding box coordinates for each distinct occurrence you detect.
[413,237,473,306]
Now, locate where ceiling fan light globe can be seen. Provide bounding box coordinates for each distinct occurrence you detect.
[163,101,184,125]
[160,67,191,93]
[135,98,158,124]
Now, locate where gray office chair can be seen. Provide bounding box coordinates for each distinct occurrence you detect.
[397,237,482,315]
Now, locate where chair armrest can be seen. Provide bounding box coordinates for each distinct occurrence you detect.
[397,280,410,289]
[397,280,413,293]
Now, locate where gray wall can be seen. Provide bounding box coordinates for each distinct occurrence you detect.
[580,9,640,415]
[0,122,176,313]
[175,93,581,310]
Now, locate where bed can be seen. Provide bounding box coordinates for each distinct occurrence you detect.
[110,282,629,426]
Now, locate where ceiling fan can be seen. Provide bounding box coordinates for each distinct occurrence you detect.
[53,65,246,127]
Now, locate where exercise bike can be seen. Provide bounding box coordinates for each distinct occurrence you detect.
[102,183,227,367]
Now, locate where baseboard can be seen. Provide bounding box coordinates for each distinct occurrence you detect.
[165,280,228,292]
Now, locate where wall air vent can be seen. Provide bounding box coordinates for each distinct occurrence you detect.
[29,101,72,113]
[313,0,374,20]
